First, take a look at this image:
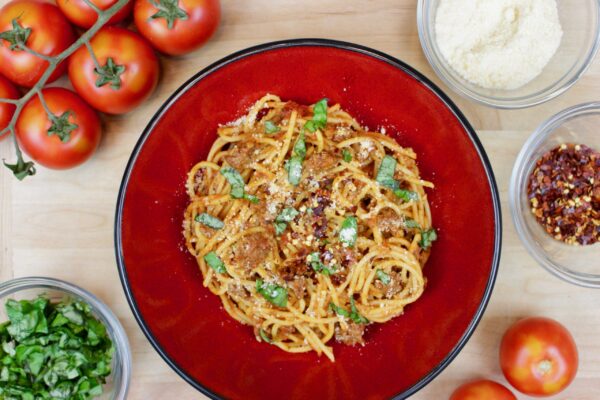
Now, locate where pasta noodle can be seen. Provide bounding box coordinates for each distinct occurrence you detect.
[183,94,436,361]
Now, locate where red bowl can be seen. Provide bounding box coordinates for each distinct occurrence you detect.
[115,39,501,399]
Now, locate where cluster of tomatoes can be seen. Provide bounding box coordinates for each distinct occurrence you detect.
[450,317,578,399]
[0,0,220,169]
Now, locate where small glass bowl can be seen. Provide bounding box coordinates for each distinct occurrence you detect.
[417,0,600,109]
[0,277,132,399]
[510,102,600,287]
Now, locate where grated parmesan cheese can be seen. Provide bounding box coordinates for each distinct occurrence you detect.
[435,0,563,90]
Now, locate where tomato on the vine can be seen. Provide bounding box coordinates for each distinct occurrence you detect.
[134,0,220,56]
[0,74,19,140]
[68,26,159,115]
[0,0,75,87]
[16,88,101,169]
[450,380,516,400]
[57,0,133,29]
[500,317,578,397]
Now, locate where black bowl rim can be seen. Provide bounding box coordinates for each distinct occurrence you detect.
[114,38,502,400]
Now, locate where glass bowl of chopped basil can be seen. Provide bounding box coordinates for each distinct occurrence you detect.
[0,277,131,399]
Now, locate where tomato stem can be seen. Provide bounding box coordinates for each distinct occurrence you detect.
[95,58,126,90]
[36,90,79,143]
[0,19,31,51]
[149,0,189,30]
[0,0,130,180]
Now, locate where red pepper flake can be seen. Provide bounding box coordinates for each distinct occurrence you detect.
[527,143,599,245]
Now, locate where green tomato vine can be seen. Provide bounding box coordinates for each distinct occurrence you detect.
[0,0,130,180]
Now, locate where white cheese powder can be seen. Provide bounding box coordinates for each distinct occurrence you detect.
[435,0,563,90]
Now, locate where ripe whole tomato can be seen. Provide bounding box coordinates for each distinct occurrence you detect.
[450,380,516,400]
[0,74,19,140]
[57,0,133,29]
[134,0,220,56]
[68,26,159,115]
[0,0,75,87]
[16,88,102,169]
[500,317,578,396]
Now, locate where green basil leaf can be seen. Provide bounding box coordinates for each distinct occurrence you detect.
[419,228,438,249]
[376,155,399,190]
[256,279,288,307]
[243,193,259,204]
[329,302,350,318]
[293,131,306,160]
[349,298,369,324]
[287,156,303,186]
[220,166,245,199]
[259,329,272,343]
[342,149,352,162]
[204,252,226,273]
[404,218,421,229]
[274,221,288,236]
[394,189,419,202]
[308,252,336,276]
[195,213,224,230]
[264,120,280,134]
[339,216,358,247]
[276,207,299,223]
[305,98,328,132]
[376,270,391,285]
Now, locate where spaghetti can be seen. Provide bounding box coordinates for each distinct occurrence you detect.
[183,94,436,361]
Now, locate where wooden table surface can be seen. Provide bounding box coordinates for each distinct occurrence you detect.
[1,1,599,399]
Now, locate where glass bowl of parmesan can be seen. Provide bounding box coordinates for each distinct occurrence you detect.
[417,0,600,109]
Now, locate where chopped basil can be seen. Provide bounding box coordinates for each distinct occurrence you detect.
[342,149,352,162]
[0,297,113,399]
[256,279,288,307]
[244,193,259,204]
[259,328,272,343]
[276,207,299,222]
[339,216,358,247]
[274,207,299,235]
[264,120,280,134]
[394,189,419,202]
[204,251,226,273]
[330,299,369,324]
[304,98,328,132]
[419,228,438,249]
[376,155,399,190]
[287,131,306,186]
[308,252,336,276]
[349,298,369,324]
[404,219,421,229]
[287,157,303,186]
[376,155,419,202]
[195,213,224,230]
[376,269,391,285]
[220,166,259,203]
[329,302,350,318]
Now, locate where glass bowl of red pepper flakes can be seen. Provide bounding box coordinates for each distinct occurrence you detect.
[510,102,600,288]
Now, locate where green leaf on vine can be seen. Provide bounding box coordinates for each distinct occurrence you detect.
[47,111,78,143]
[150,0,189,30]
[0,19,31,51]
[3,158,36,181]
[94,57,126,90]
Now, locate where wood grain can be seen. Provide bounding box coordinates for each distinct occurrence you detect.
[1,1,599,398]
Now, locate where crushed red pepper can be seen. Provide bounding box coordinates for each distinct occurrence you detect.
[528,143,600,245]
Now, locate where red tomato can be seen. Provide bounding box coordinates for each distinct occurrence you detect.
[500,317,578,396]
[0,0,75,87]
[134,0,220,56]
[0,74,19,140]
[57,0,133,29]
[450,380,516,400]
[16,88,101,169]
[68,27,159,115]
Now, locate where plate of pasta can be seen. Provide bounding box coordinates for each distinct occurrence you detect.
[116,39,501,400]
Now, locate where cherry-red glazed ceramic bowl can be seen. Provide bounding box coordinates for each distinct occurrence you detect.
[115,39,501,400]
